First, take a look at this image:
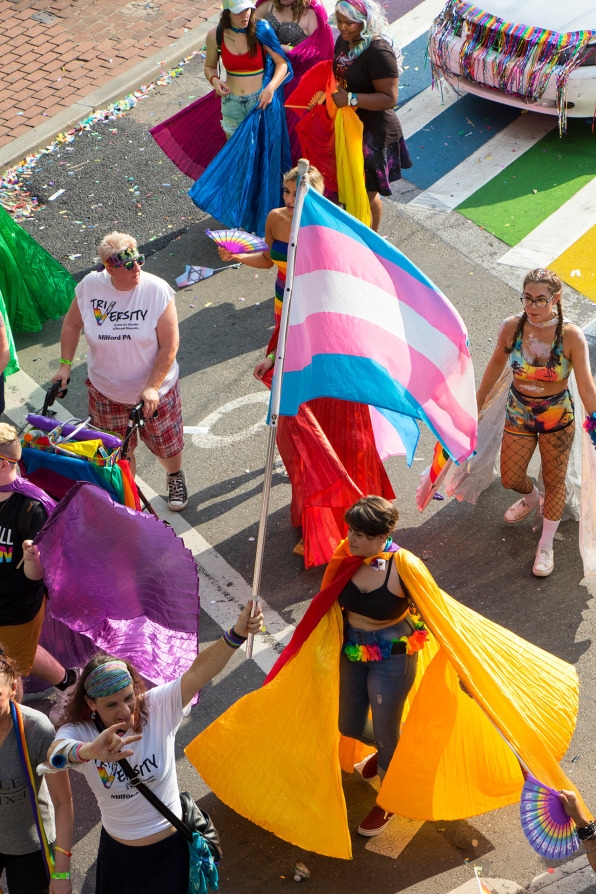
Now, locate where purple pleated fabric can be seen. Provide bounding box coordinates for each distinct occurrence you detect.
[150,0,334,177]
[35,482,200,686]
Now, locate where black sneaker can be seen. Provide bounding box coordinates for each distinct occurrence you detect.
[167,470,188,511]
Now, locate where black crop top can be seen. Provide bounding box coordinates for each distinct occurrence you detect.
[338,556,409,621]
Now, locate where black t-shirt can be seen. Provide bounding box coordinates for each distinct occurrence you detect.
[334,36,401,148]
[0,493,47,625]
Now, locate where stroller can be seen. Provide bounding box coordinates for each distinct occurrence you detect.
[19,382,157,515]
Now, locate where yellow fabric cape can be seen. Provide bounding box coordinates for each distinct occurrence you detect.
[186,544,584,860]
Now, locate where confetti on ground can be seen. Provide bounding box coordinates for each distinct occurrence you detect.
[0,51,201,221]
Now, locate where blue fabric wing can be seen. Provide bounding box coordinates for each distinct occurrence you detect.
[189,21,292,236]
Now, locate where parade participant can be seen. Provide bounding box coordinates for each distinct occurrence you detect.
[46,602,263,894]
[330,0,411,230]
[186,495,580,859]
[476,269,596,578]
[51,232,188,512]
[0,424,78,709]
[0,648,73,894]
[256,0,333,160]
[220,164,394,566]
[204,0,288,139]
[559,790,596,871]
[256,0,318,52]
[217,163,325,323]
[336,496,420,835]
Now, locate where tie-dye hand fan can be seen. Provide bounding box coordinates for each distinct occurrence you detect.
[206,228,268,254]
[520,774,579,860]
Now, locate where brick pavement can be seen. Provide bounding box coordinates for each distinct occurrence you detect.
[0,0,221,147]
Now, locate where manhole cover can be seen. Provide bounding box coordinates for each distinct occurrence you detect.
[32,11,61,24]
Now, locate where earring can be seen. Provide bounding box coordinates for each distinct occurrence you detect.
[91,711,96,719]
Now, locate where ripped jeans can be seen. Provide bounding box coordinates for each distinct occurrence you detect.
[339,620,417,776]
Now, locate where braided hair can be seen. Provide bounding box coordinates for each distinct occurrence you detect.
[504,268,564,370]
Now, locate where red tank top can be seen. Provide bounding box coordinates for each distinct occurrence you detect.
[220,38,265,77]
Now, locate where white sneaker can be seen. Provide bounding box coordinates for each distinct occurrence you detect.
[49,668,80,728]
[533,548,554,577]
[504,498,535,524]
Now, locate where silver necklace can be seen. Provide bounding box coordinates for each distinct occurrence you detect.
[527,316,557,330]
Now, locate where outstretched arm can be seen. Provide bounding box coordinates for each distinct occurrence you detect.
[180,600,263,706]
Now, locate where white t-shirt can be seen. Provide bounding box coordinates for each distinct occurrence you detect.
[76,269,179,405]
[58,678,191,840]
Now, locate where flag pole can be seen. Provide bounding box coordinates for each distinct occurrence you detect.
[245,157,311,660]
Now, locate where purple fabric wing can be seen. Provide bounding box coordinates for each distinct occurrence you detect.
[36,482,200,686]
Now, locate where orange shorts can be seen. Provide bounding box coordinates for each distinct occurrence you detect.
[0,599,45,676]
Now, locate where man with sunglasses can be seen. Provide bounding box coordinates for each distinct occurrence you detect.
[52,232,187,512]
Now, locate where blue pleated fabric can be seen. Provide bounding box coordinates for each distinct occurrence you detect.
[188,20,292,236]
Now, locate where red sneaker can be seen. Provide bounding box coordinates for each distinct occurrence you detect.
[360,752,378,779]
[358,805,395,837]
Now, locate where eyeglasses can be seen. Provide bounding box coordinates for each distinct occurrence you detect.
[520,294,553,309]
[109,255,145,271]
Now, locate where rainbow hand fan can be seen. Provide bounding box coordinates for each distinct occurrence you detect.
[520,774,580,860]
[205,228,268,254]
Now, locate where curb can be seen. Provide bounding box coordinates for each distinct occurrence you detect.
[0,16,219,175]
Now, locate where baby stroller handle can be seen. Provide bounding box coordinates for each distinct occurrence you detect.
[42,381,69,416]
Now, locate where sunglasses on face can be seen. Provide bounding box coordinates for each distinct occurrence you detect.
[109,254,145,271]
[520,294,553,309]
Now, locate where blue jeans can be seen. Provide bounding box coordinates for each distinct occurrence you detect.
[339,620,418,774]
[221,89,261,136]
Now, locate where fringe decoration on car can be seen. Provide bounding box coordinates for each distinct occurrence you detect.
[428,0,596,133]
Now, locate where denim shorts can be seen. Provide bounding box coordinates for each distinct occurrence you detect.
[221,90,261,136]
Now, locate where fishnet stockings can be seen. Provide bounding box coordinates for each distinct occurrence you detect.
[500,423,575,521]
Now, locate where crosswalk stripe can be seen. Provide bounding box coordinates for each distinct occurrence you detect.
[387,0,446,45]
[409,112,554,212]
[497,176,596,271]
[550,223,596,301]
[397,82,460,139]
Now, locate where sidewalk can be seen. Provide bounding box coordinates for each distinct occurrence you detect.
[0,0,219,166]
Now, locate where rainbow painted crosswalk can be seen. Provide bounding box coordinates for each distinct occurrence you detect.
[366,0,596,301]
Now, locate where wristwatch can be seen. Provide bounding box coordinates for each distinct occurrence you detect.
[347,91,359,107]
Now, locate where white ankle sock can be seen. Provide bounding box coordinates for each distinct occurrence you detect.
[538,518,559,551]
[524,485,540,508]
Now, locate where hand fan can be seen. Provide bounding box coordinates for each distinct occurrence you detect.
[205,228,268,253]
[520,774,579,860]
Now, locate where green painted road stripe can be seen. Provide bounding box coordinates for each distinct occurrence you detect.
[456,118,596,246]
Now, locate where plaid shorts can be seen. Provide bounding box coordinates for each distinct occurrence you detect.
[85,378,184,459]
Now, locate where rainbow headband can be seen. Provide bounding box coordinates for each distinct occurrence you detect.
[85,661,133,699]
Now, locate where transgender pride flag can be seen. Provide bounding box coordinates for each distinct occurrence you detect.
[276,189,478,464]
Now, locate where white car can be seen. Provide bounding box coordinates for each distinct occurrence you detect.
[428,0,596,124]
